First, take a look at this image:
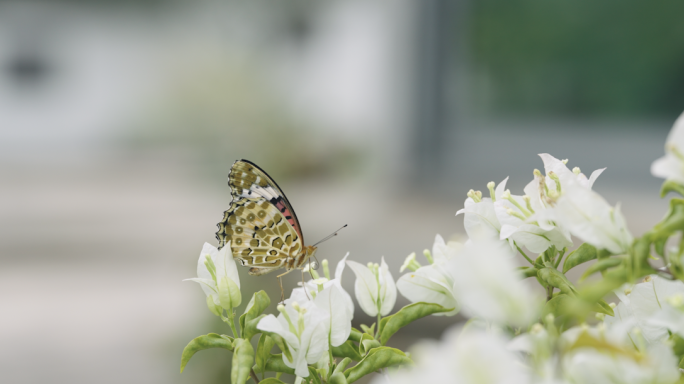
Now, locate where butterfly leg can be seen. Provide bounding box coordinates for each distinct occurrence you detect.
[276,269,295,304]
[300,269,311,301]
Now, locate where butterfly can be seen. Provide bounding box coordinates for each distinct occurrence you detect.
[216,159,318,299]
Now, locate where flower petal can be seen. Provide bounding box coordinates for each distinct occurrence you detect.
[397,266,458,316]
[215,244,240,289]
[314,285,353,346]
[379,257,397,316]
[347,260,379,317]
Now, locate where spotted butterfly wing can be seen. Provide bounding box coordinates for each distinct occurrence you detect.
[216,160,315,276]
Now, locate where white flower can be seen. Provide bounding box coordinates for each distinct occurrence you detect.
[650,293,684,339]
[456,178,517,257]
[288,254,354,347]
[184,242,241,313]
[257,300,330,378]
[497,154,606,254]
[495,188,573,254]
[430,233,462,263]
[347,257,397,317]
[538,153,605,190]
[550,179,633,255]
[446,242,540,327]
[370,326,529,384]
[562,342,680,384]
[651,111,684,183]
[396,235,459,316]
[605,275,684,344]
[292,253,354,319]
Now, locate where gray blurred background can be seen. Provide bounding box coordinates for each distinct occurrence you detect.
[1,1,682,383]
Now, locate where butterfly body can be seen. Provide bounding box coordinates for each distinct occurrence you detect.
[216,160,317,278]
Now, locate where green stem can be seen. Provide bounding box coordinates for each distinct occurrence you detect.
[375,313,382,339]
[328,334,334,377]
[554,249,566,269]
[516,245,535,265]
[225,311,240,338]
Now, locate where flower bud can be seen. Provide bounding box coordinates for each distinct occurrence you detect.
[530,323,544,334]
[400,252,422,272]
[487,182,496,201]
[423,249,434,264]
[322,259,330,279]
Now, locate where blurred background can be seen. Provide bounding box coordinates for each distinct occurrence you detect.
[2,0,683,383]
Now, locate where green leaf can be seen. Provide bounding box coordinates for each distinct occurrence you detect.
[650,199,684,240]
[218,276,242,310]
[654,237,667,257]
[562,243,597,273]
[332,340,363,361]
[660,180,684,198]
[671,253,684,283]
[252,354,295,375]
[266,334,293,363]
[242,314,267,341]
[344,347,412,383]
[260,379,287,384]
[180,333,233,373]
[630,238,656,281]
[538,268,577,296]
[334,357,352,375]
[377,302,453,345]
[329,372,349,384]
[348,328,363,342]
[360,323,375,336]
[578,274,627,304]
[594,299,615,317]
[206,295,222,317]
[579,258,623,281]
[360,339,381,355]
[673,336,684,360]
[543,293,572,318]
[357,333,375,356]
[239,291,270,340]
[256,334,275,376]
[518,266,538,278]
[231,338,254,384]
[308,367,323,384]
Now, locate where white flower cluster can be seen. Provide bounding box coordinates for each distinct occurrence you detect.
[184,113,684,383]
[394,153,632,327]
[372,113,684,384]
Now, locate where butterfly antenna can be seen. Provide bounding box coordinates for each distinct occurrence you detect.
[312,224,348,247]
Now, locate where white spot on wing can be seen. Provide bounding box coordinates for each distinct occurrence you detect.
[250,185,279,200]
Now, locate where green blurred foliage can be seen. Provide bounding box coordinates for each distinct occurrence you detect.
[469,0,684,118]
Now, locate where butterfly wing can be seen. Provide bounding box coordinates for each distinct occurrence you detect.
[216,160,304,275]
[226,160,305,244]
